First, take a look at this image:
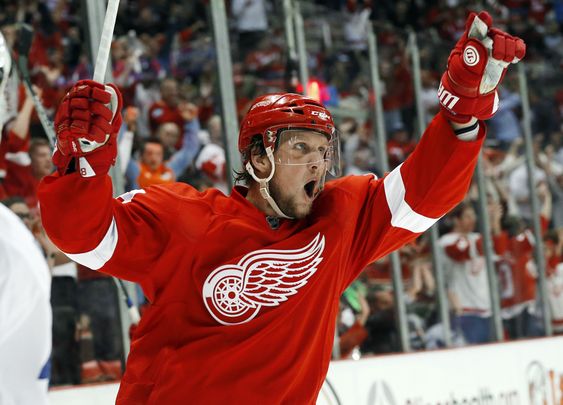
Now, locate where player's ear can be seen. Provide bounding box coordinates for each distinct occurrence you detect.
[250,151,271,177]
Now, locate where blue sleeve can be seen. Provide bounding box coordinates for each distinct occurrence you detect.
[126,159,141,190]
[167,119,201,176]
[500,91,521,111]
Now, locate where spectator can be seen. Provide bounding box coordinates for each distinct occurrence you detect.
[231,0,269,60]
[337,281,369,359]
[126,103,200,191]
[536,144,563,229]
[545,230,563,335]
[1,85,36,200]
[156,122,182,160]
[148,77,185,142]
[508,140,548,222]
[419,70,440,126]
[386,123,416,170]
[76,264,123,383]
[487,87,522,148]
[380,48,413,133]
[4,138,54,209]
[361,285,399,354]
[193,115,228,193]
[127,137,174,189]
[1,196,60,267]
[342,0,372,79]
[439,200,508,344]
[497,214,544,339]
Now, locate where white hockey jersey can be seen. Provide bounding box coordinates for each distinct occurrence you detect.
[0,204,51,405]
[440,232,492,317]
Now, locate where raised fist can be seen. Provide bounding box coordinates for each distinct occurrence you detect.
[439,11,526,123]
[53,80,123,177]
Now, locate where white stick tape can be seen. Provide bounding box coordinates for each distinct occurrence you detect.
[93,0,120,83]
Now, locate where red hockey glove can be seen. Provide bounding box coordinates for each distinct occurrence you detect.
[439,11,526,123]
[53,80,123,177]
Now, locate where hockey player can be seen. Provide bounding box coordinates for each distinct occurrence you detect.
[0,204,52,405]
[38,12,524,404]
[0,34,51,400]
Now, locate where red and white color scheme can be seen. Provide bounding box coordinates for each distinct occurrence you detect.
[439,231,507,317]
[194,142,227,192]
[440,232,492,316]
[202,233,325,325]
[39,112,485,403]
[497,230,538,319]
[547,263,563,334]
[439,12,525,123]
[47,336,563,405]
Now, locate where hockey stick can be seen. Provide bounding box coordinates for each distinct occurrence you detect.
[93,0,144,326]
[92,0,143,325]
[115,278,141,324]
[14,23,57,148]
[93,0,120,83]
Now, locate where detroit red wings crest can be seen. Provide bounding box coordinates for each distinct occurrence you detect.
[202,234,325,325]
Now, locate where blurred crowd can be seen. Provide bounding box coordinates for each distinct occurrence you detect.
[0,0,562,386]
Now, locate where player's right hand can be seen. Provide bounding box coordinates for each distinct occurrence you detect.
[53,80,123,177]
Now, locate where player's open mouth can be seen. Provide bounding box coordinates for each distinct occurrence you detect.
[304,180,316,199]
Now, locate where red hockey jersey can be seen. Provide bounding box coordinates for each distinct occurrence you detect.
[38,113,485,404]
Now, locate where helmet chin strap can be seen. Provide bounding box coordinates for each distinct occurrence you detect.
[245,147,293,219]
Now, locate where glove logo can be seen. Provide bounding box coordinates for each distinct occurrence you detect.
[463,45,480,67]
[438,83,460,110]
[202,234,325,325]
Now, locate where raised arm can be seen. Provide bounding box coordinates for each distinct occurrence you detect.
[38,81,180,299]
[167,102,201,176]
[6,86,36,141]
[340,12,525,285]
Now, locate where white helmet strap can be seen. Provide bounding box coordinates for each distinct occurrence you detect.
[245,146,293,219]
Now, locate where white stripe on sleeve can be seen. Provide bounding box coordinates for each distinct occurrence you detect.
[383,164,441,233]
[65,217,118,270]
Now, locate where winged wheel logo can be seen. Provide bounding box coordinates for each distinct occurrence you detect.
[202,234,325,325]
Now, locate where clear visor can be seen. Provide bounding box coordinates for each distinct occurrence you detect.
[272,127,341,177]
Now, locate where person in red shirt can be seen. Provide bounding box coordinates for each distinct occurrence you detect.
[4,138,53,209]
[147,78,185,143]
[386,123,417,170]
[545,230,563,334]
[38,13,524,404]
[0,84,37,200]
[498,183,552,339]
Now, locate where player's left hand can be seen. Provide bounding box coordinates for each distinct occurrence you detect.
[439,11,526,123]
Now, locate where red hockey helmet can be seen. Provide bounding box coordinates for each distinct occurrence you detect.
[239,93,341,176]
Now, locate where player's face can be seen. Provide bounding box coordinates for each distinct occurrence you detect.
[269,132,329,219]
